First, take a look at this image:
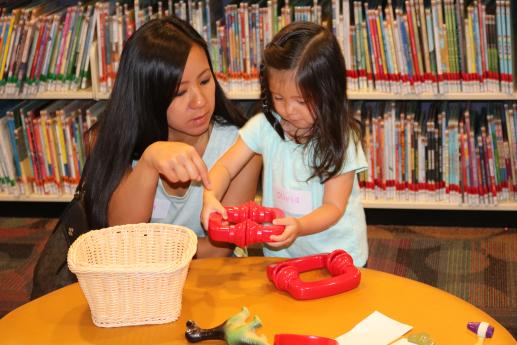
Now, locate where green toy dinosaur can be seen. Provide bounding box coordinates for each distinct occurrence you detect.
[408,332,435,345]
[185,307,270,345]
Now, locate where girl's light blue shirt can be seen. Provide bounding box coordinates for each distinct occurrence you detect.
[239,113,368,266]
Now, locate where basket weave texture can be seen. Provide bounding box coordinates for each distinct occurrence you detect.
[67,223,198,327]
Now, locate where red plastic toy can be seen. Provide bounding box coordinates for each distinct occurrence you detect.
[274,334,338,345]
[267,250,361,300]
[208,201,285,247]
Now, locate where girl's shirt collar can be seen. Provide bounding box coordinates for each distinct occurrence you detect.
[271,111,312,145]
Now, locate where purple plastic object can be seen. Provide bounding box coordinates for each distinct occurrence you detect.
[467,322,494,338]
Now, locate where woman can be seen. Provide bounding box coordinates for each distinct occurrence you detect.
[82,16,261,257]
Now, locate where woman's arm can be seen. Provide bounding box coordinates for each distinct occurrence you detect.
[268,171,355,247]
[107,161,159,226]
[108,141,210,226]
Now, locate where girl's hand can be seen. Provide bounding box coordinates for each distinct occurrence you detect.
[201,191,227,231]
[143,141,211,189]
[267,217,302,248]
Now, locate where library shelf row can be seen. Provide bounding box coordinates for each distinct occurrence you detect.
[347,92,517,101]
[3,90,517,101]
[1,193,516,211]
[0,194,73,203]
[0,90,95,100]
[362,199,517,211]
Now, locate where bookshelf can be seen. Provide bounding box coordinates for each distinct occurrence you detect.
[93,89,275,101]
[5,89,517,102]
[0,193,72,202]
[347,92,517,101]
[95,92,110,100]
[363,199,517,211]
[0,1,516,213]
[0,90,95,100]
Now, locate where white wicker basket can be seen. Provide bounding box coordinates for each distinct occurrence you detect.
[67,223,197,328]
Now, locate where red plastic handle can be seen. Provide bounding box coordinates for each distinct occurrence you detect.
[274,334,338,345]
[225,200,284,223]
[208,201,285,247]
[267,250,361,300]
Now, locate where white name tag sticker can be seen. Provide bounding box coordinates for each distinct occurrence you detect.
[152,199,170,219]
[273,185,313,215]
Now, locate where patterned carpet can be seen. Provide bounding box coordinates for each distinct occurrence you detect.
[367,225,517,339]
[0,217,515,339]
[0,218,56,317]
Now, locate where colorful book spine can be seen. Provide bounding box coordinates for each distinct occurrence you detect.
[323,1,516,95]
[354,100,517,204]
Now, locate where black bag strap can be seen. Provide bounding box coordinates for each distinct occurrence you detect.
[31,161,90,300]
[73,159,89,199]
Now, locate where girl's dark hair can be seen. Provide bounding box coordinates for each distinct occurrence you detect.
[83,16,246,229]
[260,22,362,182]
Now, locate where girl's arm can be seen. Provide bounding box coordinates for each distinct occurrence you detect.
[269,171,355,247]
[221,154,262,205]
[108,141,210,226]
[202,137,257,228]
[196,153,262,258]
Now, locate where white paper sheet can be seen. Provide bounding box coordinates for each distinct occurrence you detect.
[335,311,413,345]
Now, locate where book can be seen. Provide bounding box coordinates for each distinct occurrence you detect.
[354,100,517,204]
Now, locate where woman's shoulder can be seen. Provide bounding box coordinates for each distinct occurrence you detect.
[212,120,239,136]
[203,121,239,165]
[210,120,239,147]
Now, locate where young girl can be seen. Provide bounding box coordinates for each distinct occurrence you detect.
[202,22,368,266]
[82,17,261,258]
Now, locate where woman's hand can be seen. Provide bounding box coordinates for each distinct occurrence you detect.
[267,217,302,248]
[143,141,211,188]
[201,191,228,231]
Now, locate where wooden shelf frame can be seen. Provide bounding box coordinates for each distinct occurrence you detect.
[215,90,517,101]
[362,199,517,211]
[0,194,73,202]
[346,91,517,101]
[4,88,517,102]
[2,193,516,211]
[0,89,95,100]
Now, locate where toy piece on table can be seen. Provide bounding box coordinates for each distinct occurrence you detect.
[407,332,435,345]
[185,306,270,345]
[274,333,338,344]
[467,322,494,345]
[267,250,361,300]
[208,201,285,247]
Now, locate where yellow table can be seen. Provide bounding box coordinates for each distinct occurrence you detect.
[0,257,515,344]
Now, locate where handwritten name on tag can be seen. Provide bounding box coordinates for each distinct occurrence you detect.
[273,185,313,215]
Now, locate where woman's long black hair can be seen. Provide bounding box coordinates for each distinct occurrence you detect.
[260,22,362,183]
[83,16,246,229]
